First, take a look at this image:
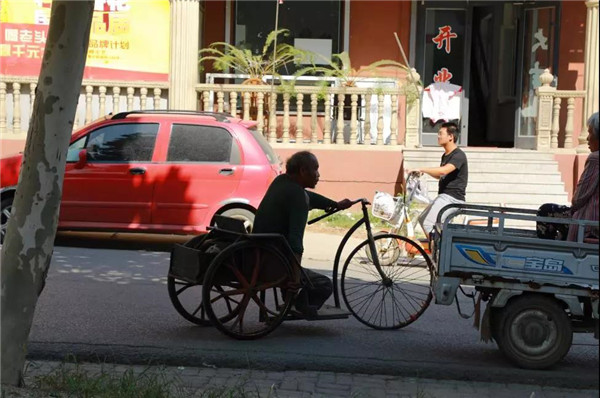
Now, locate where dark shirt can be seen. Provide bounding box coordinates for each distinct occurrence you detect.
[438,147,468,201]
[253,174,337,255]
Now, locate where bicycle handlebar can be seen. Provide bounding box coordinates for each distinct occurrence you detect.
[307,198,368,225]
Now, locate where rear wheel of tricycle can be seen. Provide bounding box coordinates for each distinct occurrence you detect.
[496,295,572,369]
[341,234,433,330]
[167,234,217,326]
[202,241,296,340]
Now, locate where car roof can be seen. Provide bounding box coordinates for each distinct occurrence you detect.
[111,111,256,127]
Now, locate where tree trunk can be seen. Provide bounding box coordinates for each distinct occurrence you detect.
[0,1,94,386]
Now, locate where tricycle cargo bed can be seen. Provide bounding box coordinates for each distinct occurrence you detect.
[434,204,599,291]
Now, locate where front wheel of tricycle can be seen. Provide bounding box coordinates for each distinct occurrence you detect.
[202,241,296,340]
[496,295,572,369]
[341,233,433,330]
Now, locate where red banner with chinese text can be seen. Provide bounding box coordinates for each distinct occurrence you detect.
[0,0,170,82]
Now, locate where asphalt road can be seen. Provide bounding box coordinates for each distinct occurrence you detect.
[22,233,600,390]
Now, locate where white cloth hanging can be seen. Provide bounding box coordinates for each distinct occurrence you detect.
[422,82,462,123]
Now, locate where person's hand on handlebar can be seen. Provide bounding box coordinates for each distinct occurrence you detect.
[406,169,423,177]
[336,199,354,210]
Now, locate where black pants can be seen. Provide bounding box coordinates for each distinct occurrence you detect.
[295,268,332,311]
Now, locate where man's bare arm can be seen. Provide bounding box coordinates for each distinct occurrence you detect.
[409,164,456,180]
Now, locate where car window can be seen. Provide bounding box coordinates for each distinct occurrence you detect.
[248,127,279,165]
[66,136,86,162]
[167,124,233,163]
[86,123,159,162]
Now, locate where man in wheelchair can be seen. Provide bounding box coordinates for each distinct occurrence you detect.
[253,151,352,319]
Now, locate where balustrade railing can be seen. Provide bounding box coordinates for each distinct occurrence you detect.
[0,76,168,136]
[195,81,421,147]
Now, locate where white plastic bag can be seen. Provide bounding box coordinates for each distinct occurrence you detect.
[406,177,431,205]
[372,191,400,221]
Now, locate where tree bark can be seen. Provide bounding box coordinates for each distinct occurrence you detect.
[1,1,94,386]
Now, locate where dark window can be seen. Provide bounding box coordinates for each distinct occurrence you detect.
[86,123,158,162]
[234,0,342,74]
[167,124,233,163]
[248,127,279,164]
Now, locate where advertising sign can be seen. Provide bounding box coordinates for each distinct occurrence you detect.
[0,0,170,82]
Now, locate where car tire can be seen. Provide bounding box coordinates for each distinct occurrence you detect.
[1,196,14,244]
[219,208,255,233]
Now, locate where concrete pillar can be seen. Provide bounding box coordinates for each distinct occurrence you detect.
[169,0,201,110]
[404,68,421,148]
[577,0,599,153]
[535,69,556,150]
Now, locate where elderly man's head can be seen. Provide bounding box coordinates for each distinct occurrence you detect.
[587,112,599,152]
[286,151,320,189]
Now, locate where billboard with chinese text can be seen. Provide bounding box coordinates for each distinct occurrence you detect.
[0,0,170,82]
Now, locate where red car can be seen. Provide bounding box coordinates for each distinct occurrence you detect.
[0,111,281,242]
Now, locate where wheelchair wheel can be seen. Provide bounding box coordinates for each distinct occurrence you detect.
[341,233,433,330]
[202,241,297,340]
[168,234,228,326]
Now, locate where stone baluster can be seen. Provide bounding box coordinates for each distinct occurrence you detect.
[535,69,556,150]
[99,86,107,116]
[551,97,561,148]
[216,91,224,113]
[565,97,575,148]
[153,88,162,109]
[336,93,344,144]
[282,93,290,143]
[29,82,37,129]
[202,91,210,111]
[296,93,304,143]
[127,87,134,111]
[256,92,264,134]
[243,92,251,120]
[140,88,148,110]
[85,86,93,123]
[229,92,237,117]
[364,92,372,144]
[112,86,121,115]
[268,93,277,143]
[0,82,6,135]
[73,107,79,131]
[405,68,422,148]
[12,82,21,134]
[376,94,384,145]
[323,93,332,144]
[390,94,399,145]
[310,93,318,143]
[29,83,36,112]
[350,94,358,144]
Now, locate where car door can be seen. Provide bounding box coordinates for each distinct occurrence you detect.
[61,122,160,229]
[151,122,243,231]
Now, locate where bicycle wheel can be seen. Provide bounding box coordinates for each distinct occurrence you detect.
[341,233,433,330]
[203,241,297,340]
[365,232,401,266]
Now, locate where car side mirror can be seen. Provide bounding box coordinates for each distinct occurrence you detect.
[75,149,88,169]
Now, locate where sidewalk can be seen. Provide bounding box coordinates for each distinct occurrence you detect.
[2,360,596,398]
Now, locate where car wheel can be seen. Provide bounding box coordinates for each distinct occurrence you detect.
[219,208,255,233]
[1,196,14,244]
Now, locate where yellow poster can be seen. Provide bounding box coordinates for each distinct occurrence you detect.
[0,0,170,81]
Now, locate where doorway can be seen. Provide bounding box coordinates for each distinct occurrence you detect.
[415,1,559,148]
